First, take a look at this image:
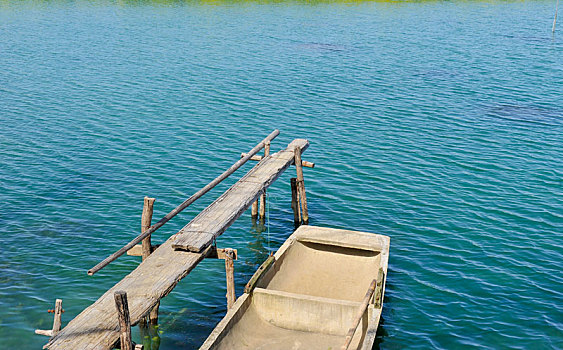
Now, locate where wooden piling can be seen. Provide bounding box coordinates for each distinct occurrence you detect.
[141,197,155,261]
[35,299,63,338]
[259,142,270,220]
[139,197,159,325]
[290,178,301,226]
[251,201,258,219]
[114,291,133,350]
[341,279,377,350]
[294,146,309,224]
[224,249,236,309]
[52,299,63,335]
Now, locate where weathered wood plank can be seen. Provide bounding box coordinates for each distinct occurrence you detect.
[172,139,309,252]
[45,138,309,350]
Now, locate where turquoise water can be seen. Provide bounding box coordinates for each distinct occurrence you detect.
[1,0,562,348]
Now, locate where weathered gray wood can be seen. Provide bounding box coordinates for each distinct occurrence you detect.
[341,279,377,350]
[224,249,236,310]
[52,299,63,335]
[114,291,133,350]
[206,247,238,260]
[35,299,63,338]
[87,129,280,276]
[290,178,301,226]
[241,153,315,168]
[294,146,309,225]
[35,329,54,337]
[45,138,308,350]
[172,139,309,252]
[141,197,155,261]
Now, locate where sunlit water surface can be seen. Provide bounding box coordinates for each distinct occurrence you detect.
[1,0,562,349]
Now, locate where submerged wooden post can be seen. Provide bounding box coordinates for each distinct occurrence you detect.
[259,141,270,221]
[341,279,377,350]
[114,291,133,350]
[294,146,309,224]
[290,178,301,226]
[224,249,236,309]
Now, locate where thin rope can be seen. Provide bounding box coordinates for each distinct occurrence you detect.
[266,191,271,252]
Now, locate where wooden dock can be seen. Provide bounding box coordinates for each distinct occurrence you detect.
[44,138,309,350]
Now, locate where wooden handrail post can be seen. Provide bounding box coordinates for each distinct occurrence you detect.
[141,197,155,261]
[259,141,270,221]
[294,146,309,224]
[224,249,236,309]
[114,291,133,350]
[140,197,159,325]
[290,178,301,226]
[341,279,377,350]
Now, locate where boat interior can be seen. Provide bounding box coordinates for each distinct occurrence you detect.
[200,226,389,350]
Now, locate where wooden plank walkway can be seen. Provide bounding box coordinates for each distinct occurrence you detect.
[45,139,309,350]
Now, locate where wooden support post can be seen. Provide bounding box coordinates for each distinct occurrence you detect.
[224,249,236,310]
[294,146,309,224]
[341,279,377,350]
[35,299,64,338]
[259,142,270,221]
[52,299,63,335]
[140,197,159,325]
[290,178,301,226]
[251,201,258,219]
[141,197,155,261]
[114,291,133,350]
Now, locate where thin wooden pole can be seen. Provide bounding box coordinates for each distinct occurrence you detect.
[341,279,377,350]
[140,197,159,325]
[259,141,270,220]
[290,178,301,226]
[141,197,155,261]
[294,146,309,225]
[52,299,63,335]
[251,201,258,219]
[114,291,133,350]
[88,129,280,275]
[224,249,236,309]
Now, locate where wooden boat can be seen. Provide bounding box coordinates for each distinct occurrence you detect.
[200,225,390,350]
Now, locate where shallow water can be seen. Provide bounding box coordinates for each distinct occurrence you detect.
[1,0,562,349]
